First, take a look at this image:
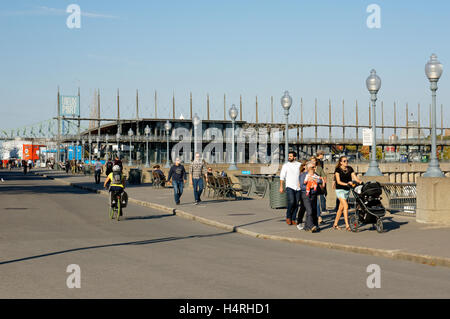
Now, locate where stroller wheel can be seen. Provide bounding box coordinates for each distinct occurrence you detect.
[349,215,359,232]
[376,219,384,233]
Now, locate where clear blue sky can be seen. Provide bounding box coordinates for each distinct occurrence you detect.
[1,0,449,138]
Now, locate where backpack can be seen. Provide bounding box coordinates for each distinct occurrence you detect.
[106,161,113,172]
[112,172,122,184]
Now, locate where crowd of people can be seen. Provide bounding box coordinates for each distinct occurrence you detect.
[280,150,361,233]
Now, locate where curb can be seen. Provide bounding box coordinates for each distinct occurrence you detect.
[34,171,450,268]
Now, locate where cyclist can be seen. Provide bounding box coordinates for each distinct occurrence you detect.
[104,165,125,215]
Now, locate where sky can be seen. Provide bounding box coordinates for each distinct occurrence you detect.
[1,0,449,139]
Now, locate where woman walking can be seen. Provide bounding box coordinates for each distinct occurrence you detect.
[298,161,325,232]
[332,156,362,231]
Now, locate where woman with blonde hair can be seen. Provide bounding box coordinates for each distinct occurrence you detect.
[332,156,361,231]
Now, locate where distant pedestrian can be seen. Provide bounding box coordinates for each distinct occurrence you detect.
[94,157,103,184]
[27,159,33,170]
[279,151,301,226]
[189,152,207,205]
[65,159,70,174]
[105,158,114,177]
[332,156,362,231]
[113,156,123,172]
[22,160,28,175]
[167,158,187,205]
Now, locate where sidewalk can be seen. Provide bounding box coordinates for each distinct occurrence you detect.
[32,168,450,267]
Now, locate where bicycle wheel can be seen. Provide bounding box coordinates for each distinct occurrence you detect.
[116,199,121,221]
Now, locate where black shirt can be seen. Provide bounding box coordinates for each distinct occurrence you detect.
[168,164,186,182]
[334,166,354,190]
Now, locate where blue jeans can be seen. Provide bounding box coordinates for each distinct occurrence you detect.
[317,194,327,217]
[286,188,301,221]
[172,180,184,204]
[301,192,318,230]
[193,178,204,202]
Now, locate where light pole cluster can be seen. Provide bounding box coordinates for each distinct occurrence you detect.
[128,128,134,166]
[145,125,151,168]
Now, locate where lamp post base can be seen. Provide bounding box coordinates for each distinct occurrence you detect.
[423,160,445,177]
[365,161,383,177]
[228,164,238,171]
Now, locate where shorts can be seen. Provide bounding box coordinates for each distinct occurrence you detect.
[335,189,350,200]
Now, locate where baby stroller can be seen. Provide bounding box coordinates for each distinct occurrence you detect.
[349,181,386,233]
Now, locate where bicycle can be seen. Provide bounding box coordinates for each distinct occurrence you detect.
[108,189,124,221]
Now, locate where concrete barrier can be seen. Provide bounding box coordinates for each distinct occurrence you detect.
[416,177,450,226]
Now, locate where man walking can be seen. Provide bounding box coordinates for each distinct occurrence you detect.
[279,151,301,226]
[167,158,186,205]
[94,157,103,184]
[189,152,207,205]
[315,150,327,224]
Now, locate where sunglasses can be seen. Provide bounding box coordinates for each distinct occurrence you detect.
[341,160,348,163]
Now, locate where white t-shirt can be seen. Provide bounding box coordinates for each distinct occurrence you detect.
[280,161,301,191]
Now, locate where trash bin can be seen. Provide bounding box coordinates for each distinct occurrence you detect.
[269,177,287,209]
[421,155,429,163]
[128,168,142,184]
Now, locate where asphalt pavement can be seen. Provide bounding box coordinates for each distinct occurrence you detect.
[0,169,449,298]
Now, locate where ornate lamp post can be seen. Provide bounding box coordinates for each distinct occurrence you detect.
[423,54,445,177]
[144,125,151,168]
[128,128,134,166]
[164,120,172,168]
[365,69,383,176]
[228,104,239,170]
[281,91,292,162]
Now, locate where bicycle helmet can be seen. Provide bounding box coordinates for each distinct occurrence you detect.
[112,165,121,172]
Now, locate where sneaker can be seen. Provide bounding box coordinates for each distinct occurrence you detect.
[176,201,180,205]
[296,223,304,231]
[286,218,292,225]
[194,201,199,205]
[311,226,318,233]
[318,217,323,224]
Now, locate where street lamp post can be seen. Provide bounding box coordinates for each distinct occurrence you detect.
[365,69,383,176]
[128,128,134,166]
[281,91,292,162]
[81,138,85,164]
[164,120,172,168]
[192,114,201,157]
[144,125,150,168]
[228,104,238,170]
[105,134,109,160]
[88,134,92,164]
[116,132,121,159]
[424,54,445,177]
[96,136,100,158]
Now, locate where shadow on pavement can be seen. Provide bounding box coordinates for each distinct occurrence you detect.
[0,231,233,266]
[124,213,174,221]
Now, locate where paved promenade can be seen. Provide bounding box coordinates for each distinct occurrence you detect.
[30,168,450,267]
